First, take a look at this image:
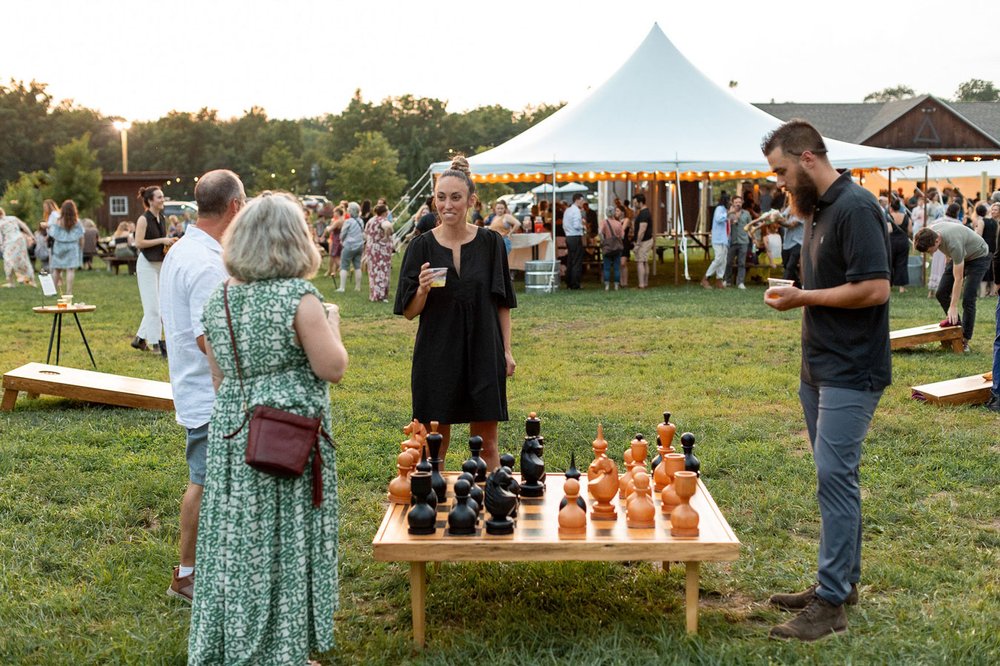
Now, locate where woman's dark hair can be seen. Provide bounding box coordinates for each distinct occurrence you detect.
[374,203,389,216]
[137,186,161,208]
[415,212,437,234]
[438,155,476,196]
[890,199,902,212]
[946,202,961,218]
[975,203,988,217]
[361,199,372,217]
[719,192,731,208]
[60,199,79,230]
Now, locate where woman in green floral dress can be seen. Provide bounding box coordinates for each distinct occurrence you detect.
[189,192,349,665]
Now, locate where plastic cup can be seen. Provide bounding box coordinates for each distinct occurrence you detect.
[429,267,448,288]
[766,278,793,299]
[62,294,73,306]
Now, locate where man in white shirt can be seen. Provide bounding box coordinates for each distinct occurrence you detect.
[563,193,585,289]
[160,169,245,602]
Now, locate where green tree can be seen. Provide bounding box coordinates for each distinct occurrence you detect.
[1,170,47,224]
[252,141,300,193]
[954,78,1000,102]
[326,131,406,202]
[45,133,103,217]
[863,85,915,103]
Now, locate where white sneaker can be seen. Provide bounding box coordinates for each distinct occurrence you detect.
[737,283,746,290]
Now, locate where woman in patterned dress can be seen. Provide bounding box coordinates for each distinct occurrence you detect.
[363,203,394,302]
[189,192,348,665]
[0,209,36,287]
[49,199,84,294]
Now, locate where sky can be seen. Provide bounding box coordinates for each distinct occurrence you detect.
[4,0,997,122]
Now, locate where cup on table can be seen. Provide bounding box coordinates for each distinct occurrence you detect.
[429,267,448,288]
[62,294,73,306]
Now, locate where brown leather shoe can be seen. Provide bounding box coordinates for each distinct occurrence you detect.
[166,566,194,603]
[770,582,857,610]
[769,594,847,641]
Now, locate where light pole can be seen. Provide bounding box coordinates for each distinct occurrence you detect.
[113,120,131,173]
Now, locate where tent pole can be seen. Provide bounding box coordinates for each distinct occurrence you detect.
[675,166,689,283]
[551,165,558,292]
[922,163,928,286]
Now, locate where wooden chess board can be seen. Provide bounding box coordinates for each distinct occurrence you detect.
[373,471,740,647]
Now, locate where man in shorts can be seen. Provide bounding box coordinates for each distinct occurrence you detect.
[632,193,654,289]
[160,169,245,602]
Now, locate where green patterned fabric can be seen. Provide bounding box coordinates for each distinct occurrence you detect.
[189,278,338,665]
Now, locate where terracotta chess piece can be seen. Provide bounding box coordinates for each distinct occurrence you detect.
[660,453,686,516]
[626,471,655,529]
[427,421,447,504]
[558,478,587,536]
[588,424,611,481]
[625,435,649,499]
[588,455,619,521]
[388,451,413,504]
[467,435,488,483]
[681,432,701,477]
[618,447,636,501]
[400,422,422,469]
[448,479,478,536]
[652,411,677,491]
[670,471,700,537]
[407,471,437,535]
[560,452,588,511]
[485,467,519,535]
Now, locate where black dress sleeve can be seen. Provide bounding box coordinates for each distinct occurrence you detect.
[488,230,518,309]
[393,236,427,315]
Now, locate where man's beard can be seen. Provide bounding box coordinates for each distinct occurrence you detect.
[791,170,820,217]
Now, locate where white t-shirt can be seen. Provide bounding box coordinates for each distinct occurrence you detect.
[159,226,228,428]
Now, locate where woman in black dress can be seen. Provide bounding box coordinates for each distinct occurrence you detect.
[394,156,516,470]
[887,198,910,293]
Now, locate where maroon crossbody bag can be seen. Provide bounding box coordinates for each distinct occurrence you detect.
[221,282,328,507]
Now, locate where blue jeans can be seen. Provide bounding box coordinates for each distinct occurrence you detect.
[799,381,883,606]
[993,296,1000,397]
[602,250,622,284]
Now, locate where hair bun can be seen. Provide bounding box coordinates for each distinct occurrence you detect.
[450,155,471,175]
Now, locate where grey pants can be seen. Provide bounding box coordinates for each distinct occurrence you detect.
[724,243,748,286]
[799,381,883,606]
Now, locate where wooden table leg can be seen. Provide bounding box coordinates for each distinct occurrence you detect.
[685,561,699,634]
[1,388,17,412]
[410,561,427,649]
[661,561,670,573]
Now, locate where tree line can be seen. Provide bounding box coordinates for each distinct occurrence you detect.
[0,80,562,221]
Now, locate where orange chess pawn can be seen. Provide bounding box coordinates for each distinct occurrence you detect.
[670,471,700,537]
[589,423,609,481]
[626,471,655,528]
[388,451,413,504]
[558,478,587,536]
[660,453,686,516]
[619,448,636,500]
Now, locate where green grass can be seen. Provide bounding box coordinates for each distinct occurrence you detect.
[1,256,998,665]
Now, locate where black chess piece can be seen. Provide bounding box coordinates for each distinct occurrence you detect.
[407,472,437,535]
[485,468,518,535]
[458,467,484,513]
[499,453,516,472]
[525,411,541,438]
[681,432,700,477]
[519,437,545,498]
[467,436,488,483]
[415,443,436,509]
[559,452,588,511]
[426,425,447,504]
[448,479,478,535]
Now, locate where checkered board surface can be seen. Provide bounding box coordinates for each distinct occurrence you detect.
[373,472,740,563]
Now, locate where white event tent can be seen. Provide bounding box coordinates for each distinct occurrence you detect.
[429,23,929,282]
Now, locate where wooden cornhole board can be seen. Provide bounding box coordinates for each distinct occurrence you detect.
[1,362,173,412]
[890,323,964,353]
[911,372,992,406]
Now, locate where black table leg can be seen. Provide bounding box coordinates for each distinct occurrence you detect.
[55,313,62,365]
[45,314,58,364]
[73,313,97,369]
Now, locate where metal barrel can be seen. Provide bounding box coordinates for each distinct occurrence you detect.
[524,260,559,294]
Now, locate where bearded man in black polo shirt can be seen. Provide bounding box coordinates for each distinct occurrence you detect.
[761,120,891,642]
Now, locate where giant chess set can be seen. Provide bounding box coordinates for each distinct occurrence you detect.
[386,411,709,540]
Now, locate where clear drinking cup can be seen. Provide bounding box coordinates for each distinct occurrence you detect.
[429,267,448,288]
[766,278,793,299]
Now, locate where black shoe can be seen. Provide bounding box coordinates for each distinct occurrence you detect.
[130,336,149,352]
[770,583,858,610]
[159,339,167,358]
[985,395,1000,412]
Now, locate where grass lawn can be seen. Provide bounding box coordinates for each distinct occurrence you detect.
[1,255,998,665]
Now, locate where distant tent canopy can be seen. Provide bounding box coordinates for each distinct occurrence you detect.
[530,182,588,194]
[881,159,1000,180]
[431,24,929,182]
